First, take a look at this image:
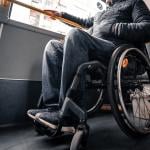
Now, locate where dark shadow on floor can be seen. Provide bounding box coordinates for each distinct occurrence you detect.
[0,113,150,150]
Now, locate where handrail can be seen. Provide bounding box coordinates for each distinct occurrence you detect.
[2,0,83,29]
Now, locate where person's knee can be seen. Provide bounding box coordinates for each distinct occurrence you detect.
[44,40,63,59]
[67,28,82,41]
[45,40,59,53]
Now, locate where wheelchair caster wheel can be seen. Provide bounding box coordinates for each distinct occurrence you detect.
[70,124,89,150]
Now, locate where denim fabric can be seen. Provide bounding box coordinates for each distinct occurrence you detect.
[42,40,63,104]
[42,28,115,106]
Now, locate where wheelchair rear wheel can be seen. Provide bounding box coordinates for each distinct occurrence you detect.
[108,45,150,138]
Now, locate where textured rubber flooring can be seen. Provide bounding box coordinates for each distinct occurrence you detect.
[0,113,150,150]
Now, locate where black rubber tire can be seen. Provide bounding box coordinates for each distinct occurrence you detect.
[70,124,89,150]
[107,44,150,138]
[70,130,84,150]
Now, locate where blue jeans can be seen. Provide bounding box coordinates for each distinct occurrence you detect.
[42,28,115,106]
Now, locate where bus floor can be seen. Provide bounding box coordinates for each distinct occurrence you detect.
[0,113,150,150]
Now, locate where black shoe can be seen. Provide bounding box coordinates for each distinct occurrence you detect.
[35,111,78,133]
[27,103,60,120]
[27,108,49,120]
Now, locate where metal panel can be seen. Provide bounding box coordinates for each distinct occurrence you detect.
[0,22,63,80]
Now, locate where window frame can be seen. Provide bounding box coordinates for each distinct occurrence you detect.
[7,0,106,36]
[5,2,65,38]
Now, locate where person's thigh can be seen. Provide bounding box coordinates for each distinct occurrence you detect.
[88,36,116,64]
[65,29,116,65]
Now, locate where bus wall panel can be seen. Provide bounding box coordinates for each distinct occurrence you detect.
[0,21,63,125]
[0,22,62,81]
[0,79,41,125]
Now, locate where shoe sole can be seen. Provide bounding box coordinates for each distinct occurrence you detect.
[27,112,75,133]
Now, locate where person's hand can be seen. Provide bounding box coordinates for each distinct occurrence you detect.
[44,10,62,20]
[0,0,10,7]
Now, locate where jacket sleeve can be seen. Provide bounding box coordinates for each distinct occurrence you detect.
[113,0,150,43]
[61,12,94,28]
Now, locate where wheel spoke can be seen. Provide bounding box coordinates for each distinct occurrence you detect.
[117,48,150,134]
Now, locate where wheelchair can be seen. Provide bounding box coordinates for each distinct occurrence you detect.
[27,44,150,150]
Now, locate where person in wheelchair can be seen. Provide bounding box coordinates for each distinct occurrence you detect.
[27,0,150,137]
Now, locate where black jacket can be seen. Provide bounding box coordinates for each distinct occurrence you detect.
[61,0,150,46]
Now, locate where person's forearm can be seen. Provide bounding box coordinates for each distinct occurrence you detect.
[113,22,150,43]
[60,12,93,28]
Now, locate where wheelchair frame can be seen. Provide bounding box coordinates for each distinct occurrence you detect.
[31,44,150,150]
